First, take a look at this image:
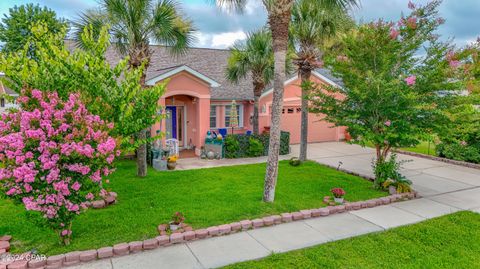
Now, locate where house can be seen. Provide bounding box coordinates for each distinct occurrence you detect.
[0,73,19,114]
[81,43,346,155]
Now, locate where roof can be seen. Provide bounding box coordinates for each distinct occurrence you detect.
[0,73,17,95]
[145,65,220,87]
[65,40,254,100]
[65,40,343,100]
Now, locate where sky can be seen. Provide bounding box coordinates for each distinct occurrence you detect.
[0,0,478,49]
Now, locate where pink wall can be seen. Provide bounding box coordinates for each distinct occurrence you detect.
[151,71,211,155]
[259,74,345,144]
[210,100,253,135]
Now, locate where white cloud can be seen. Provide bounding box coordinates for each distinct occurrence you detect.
[211,31,247,48]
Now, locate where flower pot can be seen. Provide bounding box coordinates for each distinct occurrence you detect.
[169,223,179,231]
[389,186,397,195]
[167,162,177,170]
[334,197,344,204]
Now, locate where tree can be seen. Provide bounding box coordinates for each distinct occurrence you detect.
[73,0,194,177]
[0,23,166,153]
[309,0,460,187]
[0,89,118,245]
[0,3,67,58]
[217,0,358,202]
[290,0,355,161]
[226,29,274,134]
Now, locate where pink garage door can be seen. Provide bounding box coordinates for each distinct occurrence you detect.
[279,106,339,144]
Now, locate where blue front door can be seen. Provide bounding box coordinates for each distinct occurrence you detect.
[166,106,177,139]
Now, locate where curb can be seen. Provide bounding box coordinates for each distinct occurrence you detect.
[394,149,480,170]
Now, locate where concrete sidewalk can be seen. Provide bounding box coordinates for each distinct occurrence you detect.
[71,142,480,269]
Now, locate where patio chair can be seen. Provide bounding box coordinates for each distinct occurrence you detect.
[246,130,252,135]
[218,128,228,138]
[165,138,179,156]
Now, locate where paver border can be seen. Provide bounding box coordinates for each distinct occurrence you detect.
[4,192,418,269]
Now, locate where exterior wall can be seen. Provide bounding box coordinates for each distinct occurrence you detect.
[150,71,211,155]
[209,100,253,135]
[259,75,345,144]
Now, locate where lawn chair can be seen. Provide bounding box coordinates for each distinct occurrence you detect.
[218,128,228,138]
[165,138,179,157]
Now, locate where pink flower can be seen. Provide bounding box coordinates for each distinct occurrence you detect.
[389,28,400,40]
[384,120,392,127]
[407,17,417,29]
[71,181,81,191]
[408,1,415,9]
[449,60,460,68]
[61,229,72,236]
[85,193,94,200]
[405,75,416,86]
[460,141,467,146]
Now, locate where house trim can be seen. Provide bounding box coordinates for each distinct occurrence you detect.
[145,65,221,87]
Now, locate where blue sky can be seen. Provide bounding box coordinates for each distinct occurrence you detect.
[1,0,478,49]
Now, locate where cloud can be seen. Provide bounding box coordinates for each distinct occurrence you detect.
[194,30,247,49]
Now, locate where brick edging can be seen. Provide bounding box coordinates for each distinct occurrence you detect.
[394,149,480,170]
[14,192,418,269]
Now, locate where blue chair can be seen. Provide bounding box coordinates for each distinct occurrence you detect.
[218,128,228,138]
[246,130,252,135]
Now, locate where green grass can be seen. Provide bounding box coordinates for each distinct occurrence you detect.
[224,211,480,269]
[400,141,437,156]
[0,160,385,255]
[365,141,437,156]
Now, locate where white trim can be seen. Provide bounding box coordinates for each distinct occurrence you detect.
[260,71,341,99]
[146,65,221,87]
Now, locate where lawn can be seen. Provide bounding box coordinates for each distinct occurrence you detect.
[400,141,437,156]
[224,211,480,269]
[0,160,385,255]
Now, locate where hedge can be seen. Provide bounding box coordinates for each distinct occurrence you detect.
[225,131,290,158]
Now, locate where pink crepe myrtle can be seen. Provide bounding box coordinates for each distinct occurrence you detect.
[405,75,416,86]
[389,28,400,40]
[384,120,392,127]
[0,89,119,245]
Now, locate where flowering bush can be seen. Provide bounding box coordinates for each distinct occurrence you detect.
[0,89,119,245]
[309,1,462,186]
[171,212,185,225]
[331,188,346,198]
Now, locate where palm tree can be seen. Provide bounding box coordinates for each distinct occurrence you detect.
[290,0,355,161]
[73,0,194,177]
[217,0,358,202]
[226,29,274,135]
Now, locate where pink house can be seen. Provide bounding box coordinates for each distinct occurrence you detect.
[100,44,346,155]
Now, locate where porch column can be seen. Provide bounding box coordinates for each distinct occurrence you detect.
[152,97,166,141]
[195,97,210,155]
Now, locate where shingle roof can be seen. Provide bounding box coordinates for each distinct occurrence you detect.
[66,40,254,100]
[65,40,342,100]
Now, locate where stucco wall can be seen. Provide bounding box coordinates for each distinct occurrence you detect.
[258,75,345,144]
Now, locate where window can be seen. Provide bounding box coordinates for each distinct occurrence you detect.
[0,98,4,108]
[225,104,243,128]
[210,105,217,128]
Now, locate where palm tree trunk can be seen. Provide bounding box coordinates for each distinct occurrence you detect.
[253,95,260,134]
[263,1,293,203]
[299,69,311,161]
[252,82,263,135]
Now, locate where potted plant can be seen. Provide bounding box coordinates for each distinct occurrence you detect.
[331,188,346,204]
[167,155,178,170]
[169,212,185,231]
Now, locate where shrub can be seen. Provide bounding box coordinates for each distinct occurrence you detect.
[224,131,290,158]
[225,135,240,158]
[247,138,264,157]
[372,154,409,189]
[0,89,118,245]
[289,157,301,166]
[436,142,480,163]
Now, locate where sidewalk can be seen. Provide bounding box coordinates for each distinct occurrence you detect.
[71,142,480,269]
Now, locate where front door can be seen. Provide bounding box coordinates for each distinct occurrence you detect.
[165,106,185,147]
